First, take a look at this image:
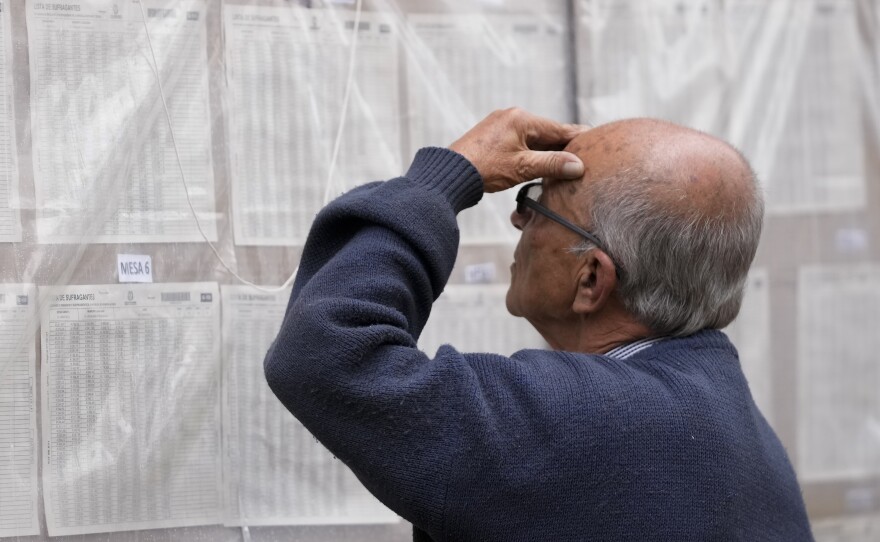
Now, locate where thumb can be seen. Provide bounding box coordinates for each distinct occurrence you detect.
[519,150,584,181]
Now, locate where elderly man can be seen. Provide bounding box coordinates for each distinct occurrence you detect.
[265,109,813,541]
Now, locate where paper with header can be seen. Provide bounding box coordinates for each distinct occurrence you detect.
[221,285,398,526]
[27,0,217,243]
[40,282,221,536]
[224,6,401,246]
[0,285,40,537]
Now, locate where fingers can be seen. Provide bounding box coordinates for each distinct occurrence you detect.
[518,110,590,148]
[449,108,590,193]
[517,150,584,182]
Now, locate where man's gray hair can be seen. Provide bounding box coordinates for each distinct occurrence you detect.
[570,163,764,337]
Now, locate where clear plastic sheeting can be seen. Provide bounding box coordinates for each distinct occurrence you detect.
[813,514,880,542]
[0,7,19,244]
[575,0,872,214]
[723,269,772,423]
[40,283,222,536]
[418,285,545,357]
[0,285,39,537]
[0,0,876,540]
[798,266,880,482]
[220,285,396,527]
[28,0,218,243]
[224,6,403,246]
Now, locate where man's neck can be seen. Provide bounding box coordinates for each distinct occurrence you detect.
[531,310,654,355]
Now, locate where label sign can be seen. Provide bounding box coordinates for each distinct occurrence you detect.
[117,254,153,283]
[464,262,497,284]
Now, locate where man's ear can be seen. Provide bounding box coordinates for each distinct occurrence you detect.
[571,250,618,315]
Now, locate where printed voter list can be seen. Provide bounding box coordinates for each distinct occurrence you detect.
[39,283,221,536]
[224,6,401,246]
[27,0,217,243]
[0,285,40,538]
[221,286,397,526]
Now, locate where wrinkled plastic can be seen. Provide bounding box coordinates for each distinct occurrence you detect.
[0,0,878,540]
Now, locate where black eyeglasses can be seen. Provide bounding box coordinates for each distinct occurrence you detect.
[515,181,621,275]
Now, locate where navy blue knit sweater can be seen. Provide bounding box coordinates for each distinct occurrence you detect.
[264,148,813,541]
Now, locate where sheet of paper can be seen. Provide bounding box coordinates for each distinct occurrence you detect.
[220,285,398,526]
[40,282,221,536]
[723,0,865,214]
[27,0,217,243]
[0,2,20,243]
[798,265,880,481]
[576,0,724,132]
[419,284,546,356]
[723,268,772,424]
[407,13,570,244]
[224,6,402,246]
[0,285,39,537]
[813,514,880,542]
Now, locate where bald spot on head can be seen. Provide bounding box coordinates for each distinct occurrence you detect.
[562,118,756,224]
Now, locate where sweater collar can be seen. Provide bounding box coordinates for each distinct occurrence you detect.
[604,337,666,360]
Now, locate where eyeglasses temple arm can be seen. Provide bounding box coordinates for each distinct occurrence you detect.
[521,199,605,249]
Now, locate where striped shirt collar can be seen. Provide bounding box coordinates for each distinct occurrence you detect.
[604,337,665,360]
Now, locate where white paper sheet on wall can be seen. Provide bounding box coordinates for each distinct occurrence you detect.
[798,265,880,482]
[813,514,880,542]
[27,0,217,243]
[419,284,546,356]
[39,283,222,536]
[0,2,20,243]
[723,0,865,214]
[576,0,724,133]
[224,6,402,246]
[407,13,571,244]
[0,285,39,538]
[220,285,398,526]
[723,268,773,424]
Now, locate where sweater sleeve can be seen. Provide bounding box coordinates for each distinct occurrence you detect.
[263,148,484,536]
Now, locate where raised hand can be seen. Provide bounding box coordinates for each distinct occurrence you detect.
[449,108,589,193]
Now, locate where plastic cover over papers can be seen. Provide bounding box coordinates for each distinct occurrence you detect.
[40,283,222,536]
[225,6,402,246]
[798,265,880,482]
[220,285,397,526]
[27,0,217,243]
[407,13,572,244]
[0,3,20,243]
[0,284,39,537]
[723,269,772,424]
[419,284,546,356]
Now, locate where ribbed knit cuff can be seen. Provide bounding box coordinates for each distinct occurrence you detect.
[406,147,483,214]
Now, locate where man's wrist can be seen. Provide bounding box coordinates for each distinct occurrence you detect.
[406,147,483,214]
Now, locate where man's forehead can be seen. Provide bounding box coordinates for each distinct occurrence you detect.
[562,131,598,155]
[564,125,633,160]
[541,131,607,195]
